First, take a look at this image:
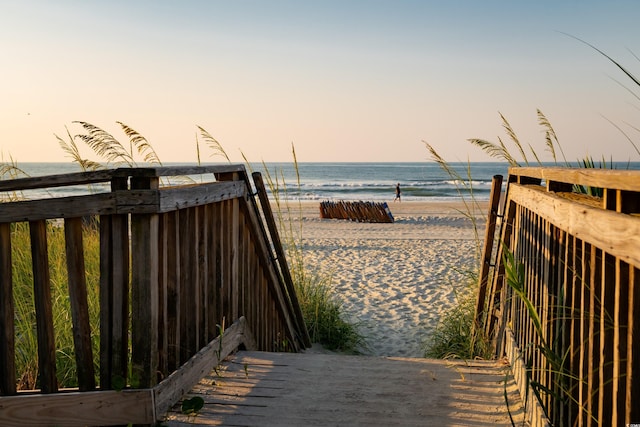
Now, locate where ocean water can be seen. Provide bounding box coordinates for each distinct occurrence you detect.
[5,161,640,202]
[252,162,509,201]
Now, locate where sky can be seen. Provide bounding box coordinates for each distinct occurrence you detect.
[1,1,640,164]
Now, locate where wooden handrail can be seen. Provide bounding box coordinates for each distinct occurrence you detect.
[0,164,309,425]
[480,166,640,427]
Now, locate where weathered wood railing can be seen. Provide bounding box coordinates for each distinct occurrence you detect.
[0,164,309,426]
[481,167,640,426]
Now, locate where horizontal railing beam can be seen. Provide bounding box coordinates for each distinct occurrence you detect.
[509,182,640,268]
[0,181,246,222]
[509,167,640,192]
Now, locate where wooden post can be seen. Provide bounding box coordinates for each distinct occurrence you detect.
[130,175,160,388]
[472,175,503,337]
[30,220,57,393]
[100,176,130,389]
[0,222,16,396]
[64,217,96,391]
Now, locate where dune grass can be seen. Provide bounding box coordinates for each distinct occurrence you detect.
[10,222,101,390]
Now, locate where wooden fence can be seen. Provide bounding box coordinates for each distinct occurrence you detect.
[319,200,394,223]
[478,167,640,426]
[0,165,309,426]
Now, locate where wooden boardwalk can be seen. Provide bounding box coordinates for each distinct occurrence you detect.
[164,351,527,426]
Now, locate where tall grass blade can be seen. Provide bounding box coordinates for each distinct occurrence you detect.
[55,127,103,171]
[500,113,529,165]
[197,126,230,162]
[73,121,135,166]
[117,122,163,165]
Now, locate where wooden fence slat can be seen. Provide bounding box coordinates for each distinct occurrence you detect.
[509,183,640,267]
[629,267,640,425]
[164,211,180,372]
[179,207,197,364]
[253,172,311,348]
[491,168,640,426]
[64,217,96,391]
[0,222,16,396]
[131,210,160,388]
[473,175,502,337]
[29,220,57,393]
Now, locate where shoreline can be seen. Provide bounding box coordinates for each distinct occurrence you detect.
[281,200,487,357]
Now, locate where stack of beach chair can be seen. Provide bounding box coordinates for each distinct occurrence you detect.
[319,201,394,223]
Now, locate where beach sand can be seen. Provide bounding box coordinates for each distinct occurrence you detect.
[287,200,488,357]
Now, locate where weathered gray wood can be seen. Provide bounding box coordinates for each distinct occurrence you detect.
[29,220,57,393]
[131,211,160,388]
[253,172,311,348]
[233,189,303,351]
[0,222,16,396]
[0,193,116,222]
[115,164,246,179]
[629,267,640,425]
[164,350,526,427]
[163,211,180,373]
[0,169,115,192]
[158,181,245,212]
[179,207,198,363]
[64,217,96,391]
[0,389,154,427]
[153,317,254,417]
[99,177,130,389]
[473,174,502,335]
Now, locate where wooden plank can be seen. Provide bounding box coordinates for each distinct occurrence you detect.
[473,175,503,336]
[0,222,16,395]
[196,205,208,347]
[0,193,116,222]
[118,164,246,180]
[253,172,311,348]
[164,350,528,427]
[158,181,245,212]
[164,211,180,373]
[508,167,640,192]
[509,183,640,268]
[179,207,198,363]
[130,210,160,388]
[231,198,240,321]
[63,217,96,391]
[628,266,640,425]
[587,247,601,426]
[99,180,130,389]
[29,220,57,393]
[615,260,629,426]
[153,317,253,417]
[0,389,154,427]
[205,204,218,343]
[599,253,615,423]
[157,213,168,378]
[0,169,116,192]
[578,240,589,427]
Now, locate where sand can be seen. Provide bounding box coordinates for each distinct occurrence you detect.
[288,200,488,357]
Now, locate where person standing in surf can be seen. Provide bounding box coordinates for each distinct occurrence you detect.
[394,182,401,202]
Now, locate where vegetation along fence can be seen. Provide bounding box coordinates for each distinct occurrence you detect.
[0,165,309,426]
[478,167,640,426]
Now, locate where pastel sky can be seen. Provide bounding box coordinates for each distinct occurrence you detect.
[1,1,640,164]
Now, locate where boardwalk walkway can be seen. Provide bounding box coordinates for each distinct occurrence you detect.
[164,350,527,426]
